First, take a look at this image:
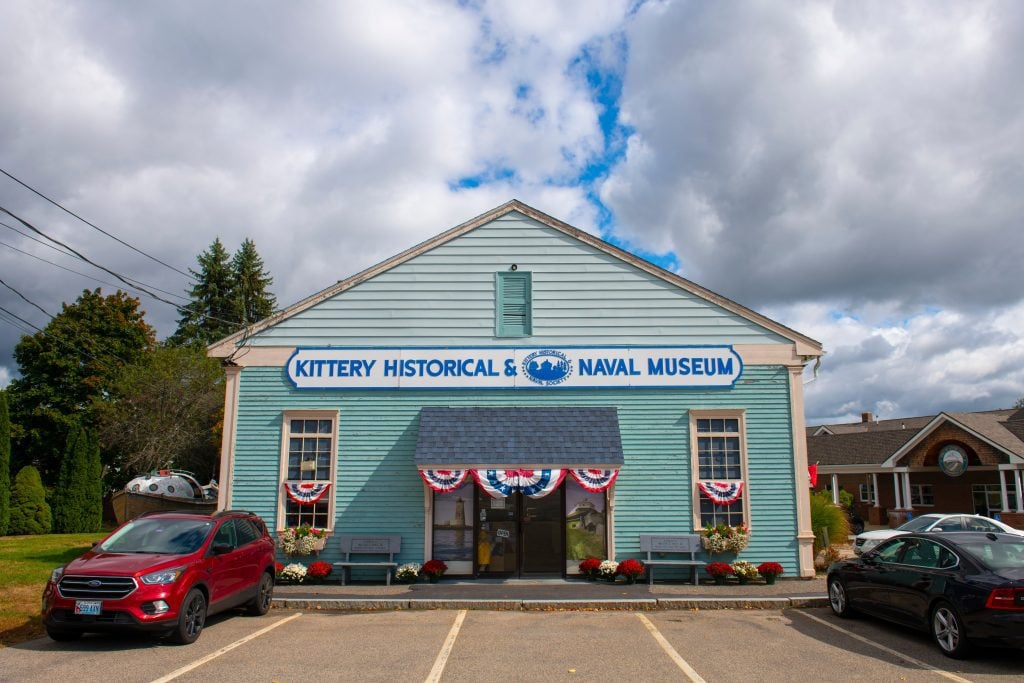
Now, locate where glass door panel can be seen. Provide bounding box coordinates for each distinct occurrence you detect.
[476,488,517,575]
[521,489,564,574]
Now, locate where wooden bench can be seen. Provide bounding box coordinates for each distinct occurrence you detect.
[332,534,401,586]
[640,534,706,586]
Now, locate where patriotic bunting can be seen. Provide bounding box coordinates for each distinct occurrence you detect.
[570,469,619,492]
[473,469,566,498]
[283,482,332,505]
[420,469,470,493]
[698,480,744,506]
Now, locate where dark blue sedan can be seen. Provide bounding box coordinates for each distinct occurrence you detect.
[827,531,1024,658]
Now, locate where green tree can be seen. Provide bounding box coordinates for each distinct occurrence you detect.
[1015,396,1024,409]
[8,465,51,535]
[231,238,276,326]
[52,423,93,533]
[0,390,11,535]
[96,345,224,483]
[7,289,155,484]
[170,238,236,347]
[86,429,104,530]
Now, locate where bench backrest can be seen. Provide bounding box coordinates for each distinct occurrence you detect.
[639,534,701,558]
[338,534,401,561]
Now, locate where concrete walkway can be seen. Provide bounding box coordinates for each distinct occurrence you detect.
[273,576,830,611]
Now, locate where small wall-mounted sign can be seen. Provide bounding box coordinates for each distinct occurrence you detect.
[939,445,968,477]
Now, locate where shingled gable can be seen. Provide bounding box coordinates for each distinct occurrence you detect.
[207,199,823,358]
[881,411,1024,467]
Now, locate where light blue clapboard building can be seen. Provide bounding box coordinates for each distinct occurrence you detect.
[209,201,824,579]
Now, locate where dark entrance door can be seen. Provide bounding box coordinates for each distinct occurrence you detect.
[475,488,564,577]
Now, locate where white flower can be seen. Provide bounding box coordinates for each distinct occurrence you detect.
[731,560,759,580]
[280,563,308,582]
[396,563,421,580]
[598,560,618,576]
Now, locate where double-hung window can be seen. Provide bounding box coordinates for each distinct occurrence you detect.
[691,412,749,529]
[279,411,337,530]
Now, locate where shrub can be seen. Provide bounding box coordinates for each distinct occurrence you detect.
[810,490,851,555]
[0,390,10,536]
[8,466,52,535]
[52,424,96,533]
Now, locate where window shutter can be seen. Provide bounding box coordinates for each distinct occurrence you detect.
[496,271,532,336]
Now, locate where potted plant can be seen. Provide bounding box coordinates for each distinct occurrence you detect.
[277,562,308,585]
[306,560,333,584]
[421,559,448,583]
[278,525,329,556]
[757,562,784,585]
[705,561,733,585]
[616,558,645,585]
[702,523,750,554]
[396,563,421,583]
[599,560,619,583]
[731,560,759,585]
[578,557,601,580]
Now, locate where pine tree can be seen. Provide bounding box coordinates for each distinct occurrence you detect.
[231,238,276,326]
[170,238,236,347]
[86,429,104,531]
[9,466,51,535]
[0,390,11,536]
[52,423,90,533]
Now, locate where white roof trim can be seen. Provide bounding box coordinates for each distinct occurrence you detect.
[208,200,824,358]
[880,413,1024,467]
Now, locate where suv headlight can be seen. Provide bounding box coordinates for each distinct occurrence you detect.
[50,567,64,584]
[141,567,186,585]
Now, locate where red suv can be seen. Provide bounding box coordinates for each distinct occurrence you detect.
[42,510,276,644]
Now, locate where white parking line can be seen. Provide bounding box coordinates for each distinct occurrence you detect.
[636,613,707,683]
[148,612,303,683]
[425,609,467,683]
[799,612,973,683]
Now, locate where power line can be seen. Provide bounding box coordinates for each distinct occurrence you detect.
[0,218,79,259]
[0,277,51,317]
[0,167,195,280]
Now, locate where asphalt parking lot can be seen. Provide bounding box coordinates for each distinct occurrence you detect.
[1,607,1022,683]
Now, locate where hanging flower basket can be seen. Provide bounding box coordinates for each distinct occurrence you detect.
[278,526,329,556]
[701,524,750,554]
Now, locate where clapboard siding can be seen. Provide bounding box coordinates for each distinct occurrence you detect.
[231,364,800,574]
[251,213,787,347]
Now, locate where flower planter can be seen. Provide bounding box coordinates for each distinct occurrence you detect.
[712,576,727,585]
[764,574,777,585]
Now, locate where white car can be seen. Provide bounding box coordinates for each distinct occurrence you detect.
[852,513,1024,555]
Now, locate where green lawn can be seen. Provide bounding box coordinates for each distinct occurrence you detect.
[0,532,107,647]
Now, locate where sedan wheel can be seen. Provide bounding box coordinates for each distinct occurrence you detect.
[172,588,207,645]
[828,578,856,618]
[932,602,971,659]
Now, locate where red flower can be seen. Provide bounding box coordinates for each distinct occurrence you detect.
[307,561,333,579]
[578,557,601,574]
[757,562,784,577]
[422,559,448,577]
[706,562,734,578]
[274,562,284,575]
[616,558,645,578]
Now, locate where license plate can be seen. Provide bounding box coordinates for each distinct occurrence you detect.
[74,600,102,616]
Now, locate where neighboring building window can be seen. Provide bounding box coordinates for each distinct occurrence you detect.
[859,483,876,504]
[691,412,748,529]
[909,484,934,507]
[279,411,337,530]
[495,271,532,336]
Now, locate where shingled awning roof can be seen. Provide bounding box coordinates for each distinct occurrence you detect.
[414,406,624,469]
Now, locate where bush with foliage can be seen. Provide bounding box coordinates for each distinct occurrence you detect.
[52,424,101,533]
[8,466,52,534]
[809,490,851,555]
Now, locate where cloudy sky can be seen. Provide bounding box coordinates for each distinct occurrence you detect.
[1,0,1022,425]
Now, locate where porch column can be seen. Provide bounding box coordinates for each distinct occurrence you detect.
[831,474,840,505]
[1000,469,1011,512]
[892,472,902,509]
[902,472,913,511]
[1015,469,1024,513]
[871,473,880,508]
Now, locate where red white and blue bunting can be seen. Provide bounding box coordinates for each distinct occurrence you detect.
[473,469,567,498]
[698,481,744,506]
[283,482,332,505]
[570,469,619,493]
[419,469,471,493]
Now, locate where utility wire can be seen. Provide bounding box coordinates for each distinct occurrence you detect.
[0,303,127,375]
[0,277,51,317]
[0,167,195,280]
[1,218,79,259]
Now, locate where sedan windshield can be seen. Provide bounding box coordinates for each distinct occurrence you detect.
[898,515,944,532]
[100,518,214,554]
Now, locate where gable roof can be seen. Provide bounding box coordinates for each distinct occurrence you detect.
[807,408,1024,468]
[208,200,823,357]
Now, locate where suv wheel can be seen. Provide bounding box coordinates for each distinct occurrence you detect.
[46,626,82,642]
[172,588,207,644]
[247,571,274,616]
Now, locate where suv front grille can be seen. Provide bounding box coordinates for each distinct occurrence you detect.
[58,575,137,600]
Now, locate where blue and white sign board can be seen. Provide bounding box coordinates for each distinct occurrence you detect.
[286,346,742,390]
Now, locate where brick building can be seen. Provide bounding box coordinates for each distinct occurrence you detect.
[808,409,1024,530]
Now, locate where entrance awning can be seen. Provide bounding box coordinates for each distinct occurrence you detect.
[415,407,624,496]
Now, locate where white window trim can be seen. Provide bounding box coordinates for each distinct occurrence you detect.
[277,409,339,532]
[909,484,934,508]
[859,482,876,504]
[689,409,750,532]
